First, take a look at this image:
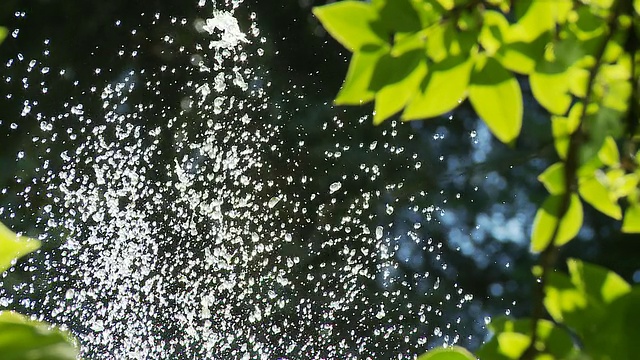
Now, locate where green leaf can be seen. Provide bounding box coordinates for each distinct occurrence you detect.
[610,173,639,199]
[313,2,385,52]
[434,0,467,11]
[391,30,428,57]
[544,271,588,325]
[606,289,640,358]
[0,311,79,360]
[402,55,473,120]
[581,106,624,164]
[538,162,566,195]
[478,317,576,360]
[551,103,582,159]
[554,30,602,68]
[568,66,590,98]
[496,332,529,358]
[417,346,476,360]
[567,259,631,304]
[530,61,571,115]
[531,193,583,252]
[599,58,633,112]
[468,56,523,145]
[509,0,571,42]
[374,0,423,33]
[497,34,548,74]
[597,135,620,166]
[567,6,607,41]
[478,11,509,56]
[411,0,446,28]
[0,27,8,45]
[603,79,632,112]
[0,222,41,273]
[425,22,477,63]
[370,50,427,124]
[622,202,640,233]
[544,260,631,357]
[486,0,511,12]
[578,176,622,219]
[545,261,638,359]
[335,47,387,105]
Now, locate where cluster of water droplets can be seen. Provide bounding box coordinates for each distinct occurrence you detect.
[0,1,479,359]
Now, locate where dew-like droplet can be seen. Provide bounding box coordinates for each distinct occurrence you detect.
[329,181,341,194]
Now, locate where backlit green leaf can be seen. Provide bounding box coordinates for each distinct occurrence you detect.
[403,55,473,120]
[603,30,626,63]
[411,0,446,27]
[0,27,8,45]
[0,311,78,360]
[581,106,624,164]
[374,0,422,33]
[622,202,640,233]
[478,11,508,56]
[468,56,522,145]
[335,48,387,105]
[551,103,582,159]
[509,0,571,42]
[531,193,583,252]
[554,30,601,68]
[478,317,576,360]
[578,176,622,219]
[313,2,385,52]
[497,34,548,74]
[544,271,587,324]
[457,8,482,31]
[609,289,640,357]
[426,22,477,63]
[434,0,467,11]
[417,346,476,360]
[486,0,510,12]
[391,30,428,57]
[530,62,571,115]
[567,259,631,304]
[568,66,589,98]
[538,162,566,195]
[610,173,639,199]
[545,260,632,358]
[567,6,606,41]
[597,136,620,166]
[576,154,604,180]
[496,332,529,358]
[373,51,427,124]
[602,79,632,113]
[0,221,41,274]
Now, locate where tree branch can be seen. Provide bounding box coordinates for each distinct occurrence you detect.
[520,2,624,358]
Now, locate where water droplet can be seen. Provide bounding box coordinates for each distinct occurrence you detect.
[329,181,341,194]
[268,196,281,208]
[64,289,75,300]
[375,226,384,240]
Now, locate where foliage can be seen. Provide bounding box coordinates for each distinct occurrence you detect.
[0,221,79,359]
[0,27,79,360]
[314,0,640,358]
[0,222,41,274]
[0,311,78,360]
